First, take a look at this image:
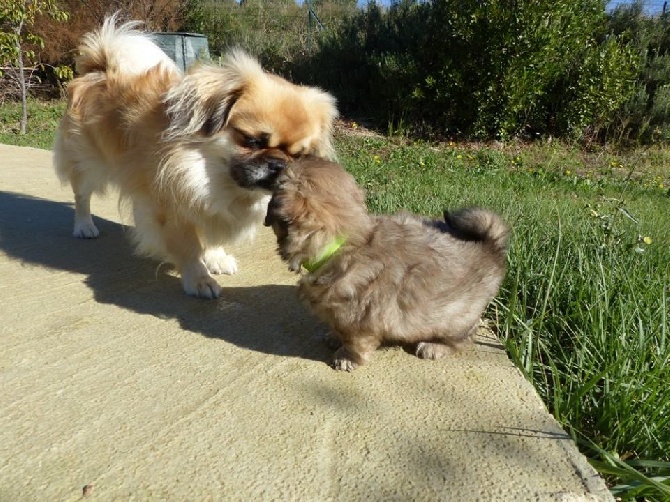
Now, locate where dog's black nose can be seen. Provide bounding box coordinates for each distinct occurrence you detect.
[267,159,286,173]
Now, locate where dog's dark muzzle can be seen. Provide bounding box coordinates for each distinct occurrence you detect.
[230,156,287,191]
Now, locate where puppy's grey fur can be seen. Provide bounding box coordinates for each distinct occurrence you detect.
[264,158,510,371]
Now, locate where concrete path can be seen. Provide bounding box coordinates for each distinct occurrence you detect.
[0,143,612,501]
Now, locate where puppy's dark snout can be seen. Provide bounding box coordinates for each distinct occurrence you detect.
[267,159,286,173]
[259,159,286,191]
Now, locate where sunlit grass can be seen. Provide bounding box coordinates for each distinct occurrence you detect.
[0,98,65,149]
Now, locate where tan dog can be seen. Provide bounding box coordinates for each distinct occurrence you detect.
[54,15,338,298]
[264,158,510,371]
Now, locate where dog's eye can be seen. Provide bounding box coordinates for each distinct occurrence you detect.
[243,134,269,150]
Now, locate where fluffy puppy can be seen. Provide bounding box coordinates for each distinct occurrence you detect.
[264,158,510,371]
[54,15,338,298]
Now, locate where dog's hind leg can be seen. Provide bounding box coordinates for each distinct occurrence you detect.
[415,323,478,360]
[70,171,101,239]
[54,142,101,238]
[415,342,453,360]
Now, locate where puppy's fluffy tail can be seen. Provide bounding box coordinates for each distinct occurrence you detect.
[443,207,510,257]
[76,13,176,77]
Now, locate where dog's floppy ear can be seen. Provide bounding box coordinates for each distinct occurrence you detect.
[163,49,263,140]
[163,66,242,140]
[199,93,240,137]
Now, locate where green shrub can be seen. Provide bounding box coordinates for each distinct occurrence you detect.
[607,0,670,143]
[296,0,638,141]
[180,0,357,74]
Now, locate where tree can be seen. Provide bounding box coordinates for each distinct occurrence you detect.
[0,0,68,134]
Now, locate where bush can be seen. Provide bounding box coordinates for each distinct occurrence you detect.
[23,0,670,144]
[180,0,357,75]
[607,0,670,143]
[295,0,638,141]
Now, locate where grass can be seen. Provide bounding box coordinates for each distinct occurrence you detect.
[3,100,670,499]
[0,98,65,149]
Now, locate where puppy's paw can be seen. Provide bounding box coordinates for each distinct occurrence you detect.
[332,346,359,372]
[204,248,238,275]
[415,342,451,360]
[73,218,100,239]
[181,263,221,299]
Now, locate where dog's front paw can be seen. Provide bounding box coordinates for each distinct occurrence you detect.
[73,218,100,239]
[332,346,359,372]
[182,275,221,299]
[204,248,238,275]
[181,263,221,299]
[415,342,451,360]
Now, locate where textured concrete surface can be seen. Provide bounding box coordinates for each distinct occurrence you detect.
[0,143,612,501]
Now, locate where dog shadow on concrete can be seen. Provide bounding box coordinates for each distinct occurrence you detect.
[0,191,330,363]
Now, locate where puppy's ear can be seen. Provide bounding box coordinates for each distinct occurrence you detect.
[163,50,263,140]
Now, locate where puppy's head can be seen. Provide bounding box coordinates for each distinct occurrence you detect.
[163,49,338,190]
[264,158,369,271]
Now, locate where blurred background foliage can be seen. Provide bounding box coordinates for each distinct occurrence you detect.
[5,0,670,144]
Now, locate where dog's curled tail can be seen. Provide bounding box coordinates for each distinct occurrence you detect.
[443,207,510,257]
[76,13,175,76]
